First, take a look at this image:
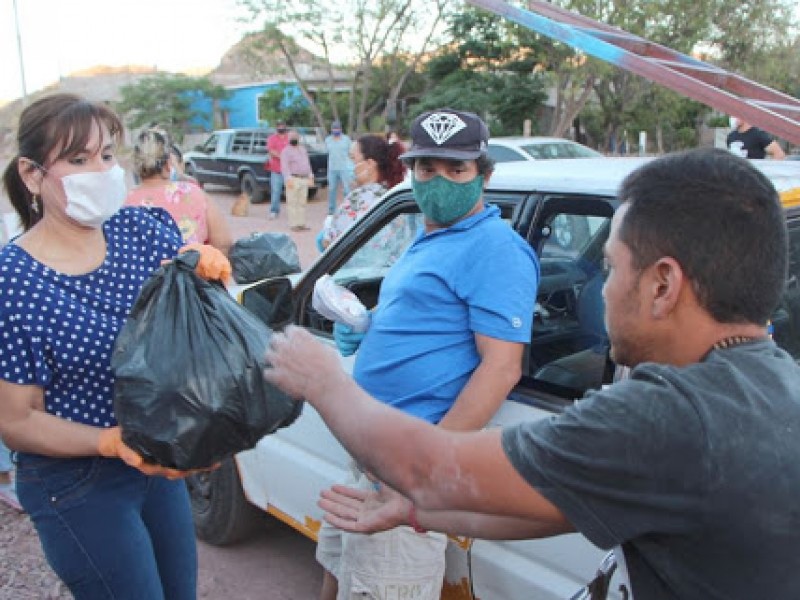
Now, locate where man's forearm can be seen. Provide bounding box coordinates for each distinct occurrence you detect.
[416,508,574,540]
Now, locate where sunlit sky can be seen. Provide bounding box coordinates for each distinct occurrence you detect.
[2,1,799,104]
[0,0,255,102]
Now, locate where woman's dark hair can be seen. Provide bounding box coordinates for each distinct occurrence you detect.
[618,148,787,325]
[2,93,123,231]
[357,134,407,188]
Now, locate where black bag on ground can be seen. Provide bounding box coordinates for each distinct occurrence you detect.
[230,232,301,284]
[111,251,302,470]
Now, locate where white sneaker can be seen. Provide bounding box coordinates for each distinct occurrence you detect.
[268,212,278,220]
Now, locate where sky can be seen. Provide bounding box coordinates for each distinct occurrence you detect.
[0,0,255,102]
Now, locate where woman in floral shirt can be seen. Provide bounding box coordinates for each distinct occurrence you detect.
[320,134,407,249]
[125,129,233,255]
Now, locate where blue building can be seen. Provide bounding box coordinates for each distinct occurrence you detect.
[188,81,311,131]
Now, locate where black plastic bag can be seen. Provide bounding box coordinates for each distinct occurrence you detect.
[111,251,302,470]
[230,232,301,284]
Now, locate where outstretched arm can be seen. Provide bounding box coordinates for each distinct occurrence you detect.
[264,326,569,528]
[319,484,573,539]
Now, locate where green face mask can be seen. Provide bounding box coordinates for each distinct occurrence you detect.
[412,174,484,225]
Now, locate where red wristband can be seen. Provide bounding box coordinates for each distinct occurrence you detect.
[408,503,427,534]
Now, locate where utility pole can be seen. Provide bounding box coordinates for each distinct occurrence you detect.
[12,0,28,104]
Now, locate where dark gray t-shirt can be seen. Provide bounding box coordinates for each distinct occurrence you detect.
[502,340,800,599]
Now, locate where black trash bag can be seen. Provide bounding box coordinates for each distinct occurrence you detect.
[111,251,302,470]
[230,232,301,284]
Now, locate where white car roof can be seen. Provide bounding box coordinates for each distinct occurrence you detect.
[488,136,587,145]
[393,157,800,198]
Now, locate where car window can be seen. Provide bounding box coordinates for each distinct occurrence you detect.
[772,218,800,360]
[488,144,527,163]
[231,132,254,154]
[201,134,219,154]
[253,131,268,154]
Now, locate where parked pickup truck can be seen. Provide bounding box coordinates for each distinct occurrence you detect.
[182,128,328,203]
[188,158,800,599]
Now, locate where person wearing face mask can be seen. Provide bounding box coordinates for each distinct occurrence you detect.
[726,116,786,160]
[324,120,353,216]
[318,133,406,251]
[280,129,315,232]
[313,108,539,600]
[0,93,231,600]
[266,119,290,220]
[125,128,233,256]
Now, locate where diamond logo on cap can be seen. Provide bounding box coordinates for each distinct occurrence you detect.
[421,113,467,146]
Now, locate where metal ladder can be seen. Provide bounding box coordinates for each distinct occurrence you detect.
[466,0,800,145]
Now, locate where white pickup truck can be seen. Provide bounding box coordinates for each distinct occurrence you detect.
[187,157,800,599]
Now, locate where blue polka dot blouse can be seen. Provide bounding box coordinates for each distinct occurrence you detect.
[0,207,182,427]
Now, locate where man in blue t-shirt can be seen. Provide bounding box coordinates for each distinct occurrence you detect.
[314,108,539,600]
[324,120,353,215]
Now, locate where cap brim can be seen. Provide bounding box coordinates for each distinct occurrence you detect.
[399,147,484,161]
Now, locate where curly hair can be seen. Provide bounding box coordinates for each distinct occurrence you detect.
[133,129,172,180]
[357,134,408,188]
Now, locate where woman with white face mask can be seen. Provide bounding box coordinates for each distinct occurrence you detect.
[0,93,229,600]
[317,134,408,250]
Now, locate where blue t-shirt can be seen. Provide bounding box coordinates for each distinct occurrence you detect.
[0,207,182,427]
[325,134,353,171]
[353,204,539,423]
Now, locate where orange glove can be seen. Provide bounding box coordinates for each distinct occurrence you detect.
[179,243,232,283]
[97,426,204,480]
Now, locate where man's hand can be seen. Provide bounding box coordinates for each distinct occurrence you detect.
[97,427,216,480]
[318,484,411,534]
[179,243,232,283]
[286,179,296,190]
[263,325,346,401]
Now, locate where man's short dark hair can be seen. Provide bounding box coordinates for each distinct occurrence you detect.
[402,154,495,177]
[618,148,787,325]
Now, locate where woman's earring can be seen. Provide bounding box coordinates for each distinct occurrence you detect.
[31,194,40,214]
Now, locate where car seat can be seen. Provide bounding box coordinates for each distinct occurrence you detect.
[533,269,610,394]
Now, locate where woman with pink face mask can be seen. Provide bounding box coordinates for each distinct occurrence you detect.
[0,93,228,600]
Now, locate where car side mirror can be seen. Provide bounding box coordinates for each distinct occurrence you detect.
[239,277,294,330]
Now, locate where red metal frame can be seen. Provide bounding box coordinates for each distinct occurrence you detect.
[466,0,800,145]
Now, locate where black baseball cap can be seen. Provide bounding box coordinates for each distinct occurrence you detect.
[400,108,489,161]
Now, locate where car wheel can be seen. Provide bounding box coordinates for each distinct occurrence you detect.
[186,457,263,546]
[241,173,266,204]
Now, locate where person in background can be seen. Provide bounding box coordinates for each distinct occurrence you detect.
[264,148,800,600]
[267,120,290,220]
[324,120,352,216]
[727,117,786,160]
[310,108,539,600]
[168,143,199,184]
[125,128,233,256]
[0,93,229,600]
[280,129,314,232]
[0,437,21,511]
[318,134,406,250]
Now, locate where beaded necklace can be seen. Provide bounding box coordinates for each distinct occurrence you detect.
[711,336,762,350]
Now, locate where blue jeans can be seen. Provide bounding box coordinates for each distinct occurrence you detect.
[270,172,284,215]
[15,453,197,600]
[327,169,351,214]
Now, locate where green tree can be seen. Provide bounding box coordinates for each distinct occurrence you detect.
[413,8,548,136]
[115,74,229,142]
[238,0,455,134]
[257,83,313,125]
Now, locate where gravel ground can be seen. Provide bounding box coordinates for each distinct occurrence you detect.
[0,502,71,599]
